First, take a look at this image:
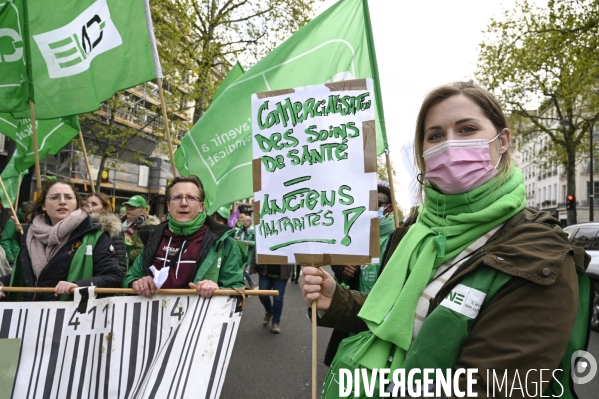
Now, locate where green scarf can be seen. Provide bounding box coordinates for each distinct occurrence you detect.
[168,212,206,236]
[356,166,526,369]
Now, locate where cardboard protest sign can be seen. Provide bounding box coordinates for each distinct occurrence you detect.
[0,294,241,399]
[252,78,379,265]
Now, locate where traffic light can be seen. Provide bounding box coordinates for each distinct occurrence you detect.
[566,195,576,210]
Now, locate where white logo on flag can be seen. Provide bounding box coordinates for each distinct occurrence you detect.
[440,283,486,319]
[0,28,23,62]
[32,0,122,78]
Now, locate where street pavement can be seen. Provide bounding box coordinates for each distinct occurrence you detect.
[220,268,331,399]
[221,268,599,398]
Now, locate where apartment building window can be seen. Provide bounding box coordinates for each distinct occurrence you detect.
[587,182,599,202]
[562,185,566,202]
[543,187,546,203]
[553,184,557,203]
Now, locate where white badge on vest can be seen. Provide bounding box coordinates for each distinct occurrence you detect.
[440,284,486,319]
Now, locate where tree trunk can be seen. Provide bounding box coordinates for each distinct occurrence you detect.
[566,146,577,225]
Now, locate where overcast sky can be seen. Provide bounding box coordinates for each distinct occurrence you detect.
[316,0,546,213]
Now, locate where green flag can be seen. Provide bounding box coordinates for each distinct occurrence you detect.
[13,0,158,119]
[211,61,245,105]
[0,153,27,208]
[0,113,80,172]
[175,0,388,214]
[0,0,29,113]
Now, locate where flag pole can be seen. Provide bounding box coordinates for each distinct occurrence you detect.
[385,150,399,228]
[156,78,178,178]
[14,173,22,208]
[311,263,320,399]
[1,286,279,296]
[78,130,96,193]
[312,298,318,399]
[0,177,21,232]
[142,0,176,177]
[29,101,42,194]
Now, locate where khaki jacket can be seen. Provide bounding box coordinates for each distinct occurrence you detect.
[318,208,589,398]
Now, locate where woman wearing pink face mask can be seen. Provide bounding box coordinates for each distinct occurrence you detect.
[302,82,591,398]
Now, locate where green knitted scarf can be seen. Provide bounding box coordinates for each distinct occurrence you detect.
[356,166,526,369]
[168,212,206,236]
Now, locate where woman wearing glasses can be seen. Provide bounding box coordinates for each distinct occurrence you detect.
[0,179,123,301]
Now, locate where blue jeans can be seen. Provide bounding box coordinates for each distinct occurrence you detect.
[258,274,288,323]
[243,265,254,285]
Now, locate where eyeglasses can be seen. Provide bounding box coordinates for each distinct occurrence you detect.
[47,194,76,203]
[170,195,201,204]
[378,200,389,208]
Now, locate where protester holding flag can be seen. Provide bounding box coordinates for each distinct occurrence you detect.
[0,180,122,301]
[123,175,244,299]
[88,193,128,274]
[301,82,590,397]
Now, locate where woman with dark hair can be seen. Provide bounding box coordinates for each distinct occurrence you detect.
[0,180,122,301]
[88,192,128,274]
[302,82,590,397]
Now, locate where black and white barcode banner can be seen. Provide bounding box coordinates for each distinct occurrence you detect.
[0,294,242,399]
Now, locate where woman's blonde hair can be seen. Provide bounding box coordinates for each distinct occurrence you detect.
[414,81,512,199]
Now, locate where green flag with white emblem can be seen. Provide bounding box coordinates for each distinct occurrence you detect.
[0,113,80,172]
[0,0,29,113]
[11,0,158,119]
[175,0,388,214]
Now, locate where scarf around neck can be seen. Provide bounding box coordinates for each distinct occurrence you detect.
[355,166,526,369]
[168,212,206,236]
[27,209,89,278]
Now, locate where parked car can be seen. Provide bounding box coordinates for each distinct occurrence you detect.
[563,223,599,332]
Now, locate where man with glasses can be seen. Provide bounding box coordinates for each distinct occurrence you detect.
[123,176,244,298]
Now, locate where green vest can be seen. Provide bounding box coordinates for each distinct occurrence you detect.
[9,230,104,301]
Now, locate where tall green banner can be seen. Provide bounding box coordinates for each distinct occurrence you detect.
[0,113,80,172]
[8,0,157,119]
[0,0,29,113]
[175,0,387,214]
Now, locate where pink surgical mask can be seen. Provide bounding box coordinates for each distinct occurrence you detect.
[423,135,502,195]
